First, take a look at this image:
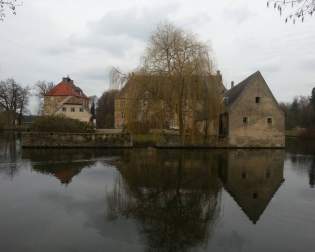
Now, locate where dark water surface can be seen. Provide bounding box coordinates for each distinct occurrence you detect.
[0,133,314,252]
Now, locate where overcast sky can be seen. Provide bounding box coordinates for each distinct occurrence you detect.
[1,0,314,113]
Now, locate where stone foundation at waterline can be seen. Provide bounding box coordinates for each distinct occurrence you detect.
[21,132,133,148]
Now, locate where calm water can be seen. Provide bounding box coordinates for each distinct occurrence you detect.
[0,134,314,252]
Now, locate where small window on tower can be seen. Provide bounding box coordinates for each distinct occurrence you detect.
[241,172,247,179]
[243,117,248,124]
[256,97,261,103]
[267,117,272,125]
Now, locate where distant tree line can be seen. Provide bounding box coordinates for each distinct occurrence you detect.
[0,78,55,128]
[280,87,315,129]
[96,90,118,129]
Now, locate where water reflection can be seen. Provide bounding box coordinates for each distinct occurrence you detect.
[2,133,302,251]
[22,148,124,184]
[0,133,21,178]
[107,149,222,252]
[219,150,285,224]
[286,138,315,188]
[105,149,285,251]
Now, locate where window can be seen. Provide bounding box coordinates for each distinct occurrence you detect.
[241,172,247,179]
[79,107,84,112]
[243,117,248,124]
[255,97,261,103]
[267,117,272,125]
[266,170,271,179]
[71,107,75,112]
[253,193,258,199]
[121,112,125,119]
[62,107,67,112]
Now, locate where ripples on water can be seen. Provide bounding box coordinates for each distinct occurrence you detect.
[0,133,314,252]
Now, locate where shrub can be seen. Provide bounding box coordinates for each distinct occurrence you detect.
[31,115,94,133]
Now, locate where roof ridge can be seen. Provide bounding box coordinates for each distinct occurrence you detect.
[225,71,261,106]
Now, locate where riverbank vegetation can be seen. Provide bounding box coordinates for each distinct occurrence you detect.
[280,88,315,137]
[31,115,94,133]
[96,90,118,129]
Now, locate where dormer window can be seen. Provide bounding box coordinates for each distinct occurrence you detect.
[255,97,261,103]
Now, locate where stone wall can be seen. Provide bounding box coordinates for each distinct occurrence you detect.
[22,132,133,148]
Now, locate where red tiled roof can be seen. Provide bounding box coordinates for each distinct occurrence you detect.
[46,77,88,98]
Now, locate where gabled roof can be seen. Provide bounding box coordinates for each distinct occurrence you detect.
[46,77,88,99]
[225,71,261,106]
[224,179,284,224]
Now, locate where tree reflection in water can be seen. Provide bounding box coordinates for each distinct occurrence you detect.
[0,133,21,178]
[106,149,222,252]
[286,138,315,188]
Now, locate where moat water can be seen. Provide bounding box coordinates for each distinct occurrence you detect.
[0,133,314,252]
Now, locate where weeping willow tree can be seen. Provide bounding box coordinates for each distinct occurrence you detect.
[143,23,223,144]
[0,0,20,21]
[267,0,315,23]
[112,23,224,144]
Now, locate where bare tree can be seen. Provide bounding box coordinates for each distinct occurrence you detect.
[0,0,20,21]
[0,78,30,125]
[34,80,54,98]
[267,0,315,23]
[34,80,54,115]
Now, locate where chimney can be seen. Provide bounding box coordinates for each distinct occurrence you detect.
[231,81,234,89]
[62,76,72,82]
[216,70,222,82]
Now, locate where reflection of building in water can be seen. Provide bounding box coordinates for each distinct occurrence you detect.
[107,149,222,252]
[23,148,121,185]
[32,162,89,185]
[219,150,285,224]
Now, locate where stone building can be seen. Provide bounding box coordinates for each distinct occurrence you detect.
[114,70,285,147]
[44,77,91,122]
[220,71,285,147]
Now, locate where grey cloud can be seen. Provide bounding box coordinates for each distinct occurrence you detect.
[44,44,76,55]
[87,3,180,41]
[256,63,281,74]
[44,4,179,58]
[299,57,315,72]
[75,67,110,81]
[223,5,254,24]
